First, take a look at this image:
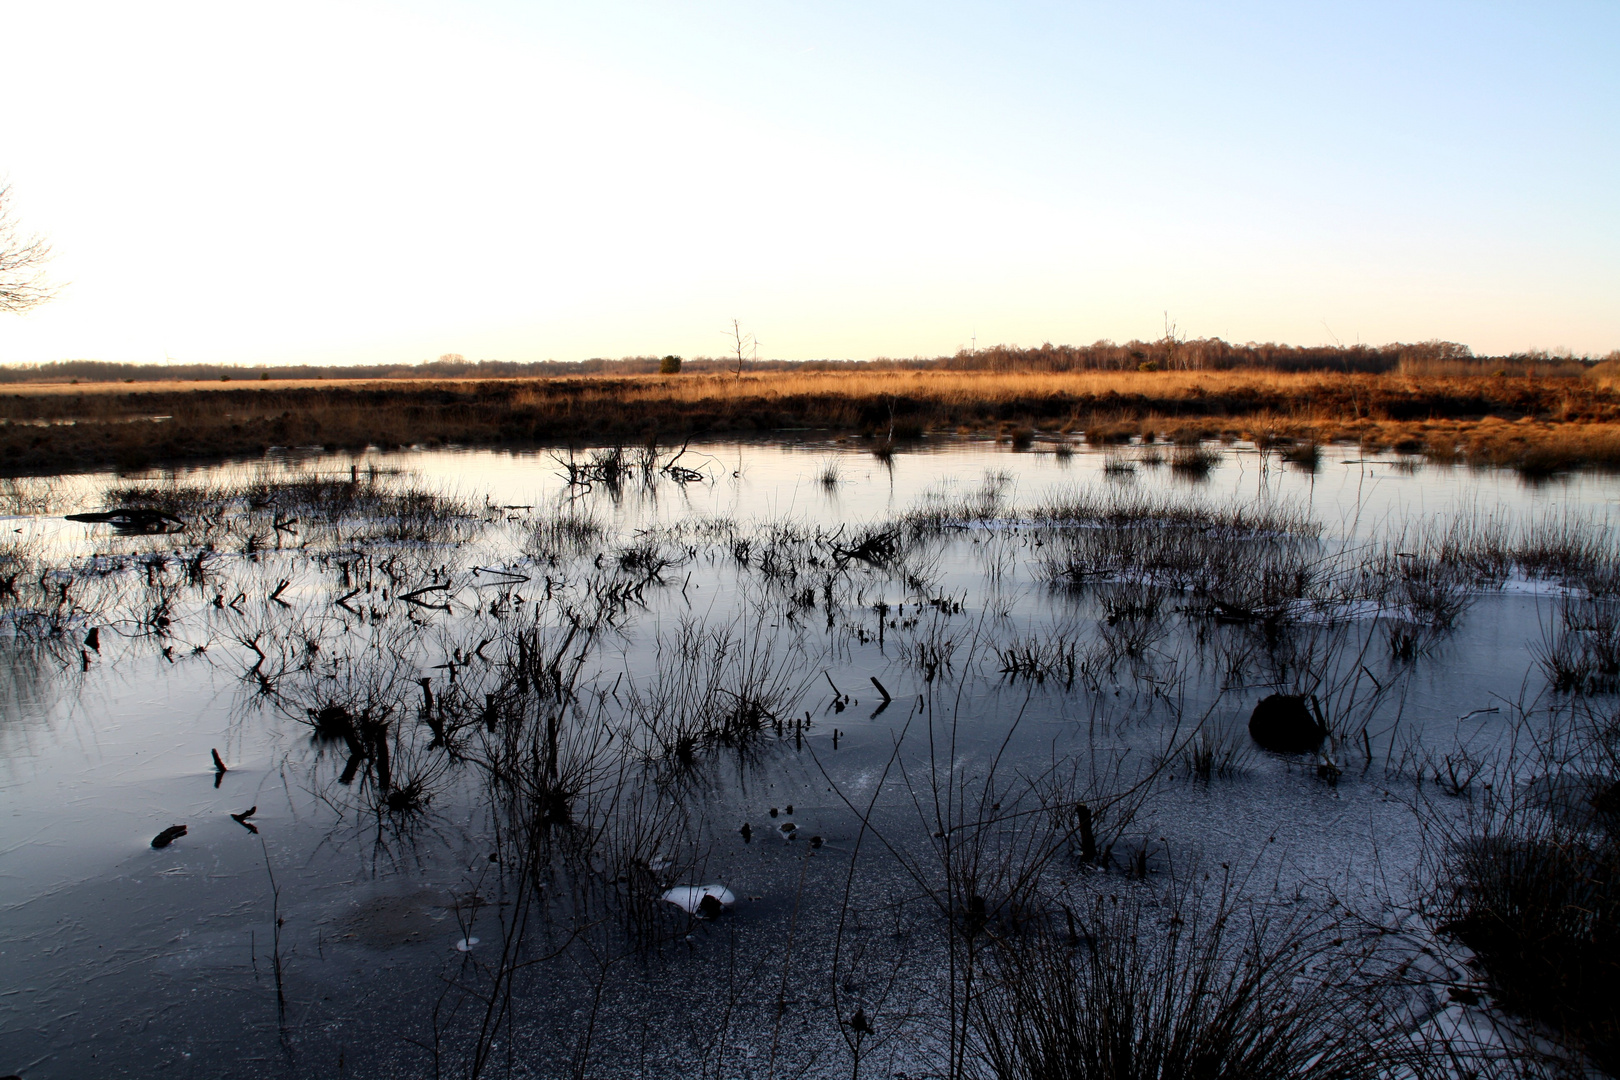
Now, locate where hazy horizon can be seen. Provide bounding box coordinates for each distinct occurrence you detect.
[2,1,1615,367]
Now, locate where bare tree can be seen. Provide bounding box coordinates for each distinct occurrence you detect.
[726,318,756,380]
[0,182,56,313]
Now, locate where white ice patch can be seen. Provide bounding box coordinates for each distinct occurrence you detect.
[660,884,736,916]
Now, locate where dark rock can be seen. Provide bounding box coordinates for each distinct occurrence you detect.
[1248,693,1325,753]
[696,893,725,919]
[151,824,187,849]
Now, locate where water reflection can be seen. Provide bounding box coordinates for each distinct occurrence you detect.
[0,440,1616,1076]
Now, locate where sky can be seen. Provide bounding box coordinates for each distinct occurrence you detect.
[0,1,1615,366]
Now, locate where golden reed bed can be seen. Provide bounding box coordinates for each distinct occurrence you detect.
[4,367,1620,474]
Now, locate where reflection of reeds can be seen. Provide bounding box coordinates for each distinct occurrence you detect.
[621,615,809,766]
[102,470,477,547]
[1280,439,1322,471]
[0,475,61,514]
[1100,448,1135,477]
[1536,596,1620,694]
[1168,443,1221,479]
[995,628,1081,687]
[524,509,604,563]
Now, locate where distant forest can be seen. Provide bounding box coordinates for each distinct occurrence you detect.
[0,339,1608,384]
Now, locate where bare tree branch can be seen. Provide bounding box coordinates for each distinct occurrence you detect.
[726,318,754,380]
[0,182,58,314]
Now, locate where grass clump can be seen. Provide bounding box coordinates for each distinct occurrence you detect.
[1536,597,1620,694]
[1176,716,1251,780]
[1280,439,1323,471]
[1168,443,1221,479]
[976,882,1419,1080]
[1425,703,1620,1074]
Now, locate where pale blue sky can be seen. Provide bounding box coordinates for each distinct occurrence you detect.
[0,1,1614,364]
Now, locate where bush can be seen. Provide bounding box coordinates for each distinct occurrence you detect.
[659,355,682,374]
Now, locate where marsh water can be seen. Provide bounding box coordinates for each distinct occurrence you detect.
[2,437,1616,1078]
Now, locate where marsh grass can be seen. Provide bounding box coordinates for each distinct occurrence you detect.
[524,510,605,564]
[1100,447,1136,477]
[0,475,61,514]
[1175,714,1252,780]
[1036,505,1326,634]
[1280,439,1323,471]
[975,879,1423,1080]
[11,368,1620,473]
[1026,487,1316,537]
[621,614,811,767]
[1389,554,1477,630]
[994,627,1082,687]
[1423,700,1620,1074]
[1535,597,1620,694]
[1168,443,1221,479]
[817,456,844,488]
[811,633,1210,1077]
[98,469,478,548]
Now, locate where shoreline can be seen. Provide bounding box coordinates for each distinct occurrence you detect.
[3,368,1620,475]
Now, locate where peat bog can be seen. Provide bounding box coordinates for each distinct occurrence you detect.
[2,437,1619,1078]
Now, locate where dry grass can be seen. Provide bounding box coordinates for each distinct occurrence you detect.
[5,368,1620,473]
[1423,700,1620,1075]
[976,881,1422,1080]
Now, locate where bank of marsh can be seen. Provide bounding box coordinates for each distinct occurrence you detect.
[9,362,1620,475]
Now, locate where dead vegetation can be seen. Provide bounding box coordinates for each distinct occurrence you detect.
[11,460,1620,1077]
[1422,698,1620,1075]
[7,366,1620,474]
